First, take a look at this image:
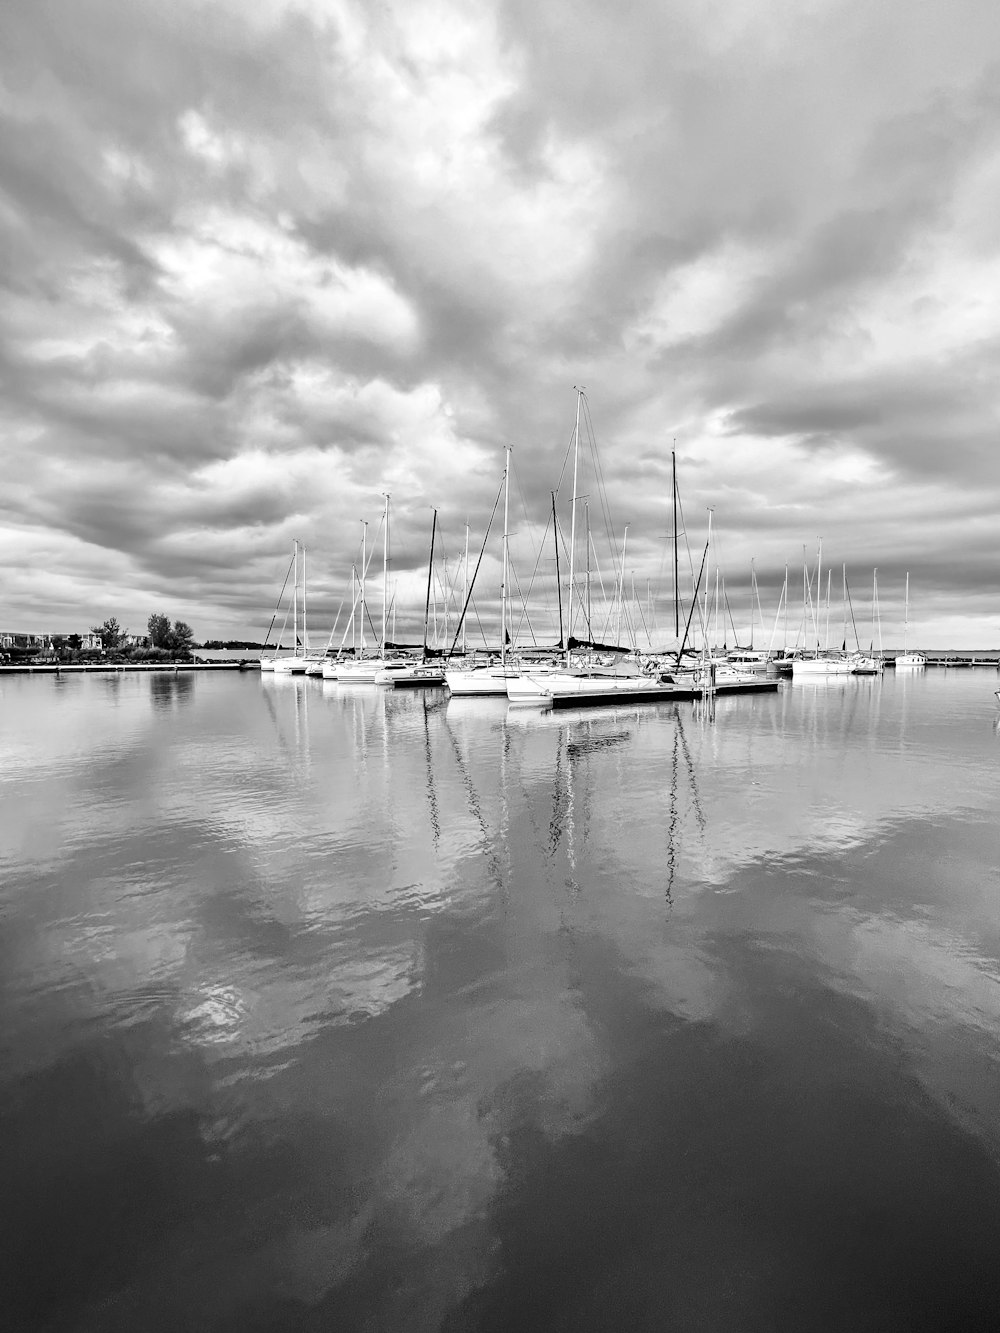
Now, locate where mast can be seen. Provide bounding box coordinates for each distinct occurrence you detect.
[616,524,628,649]
[565,388,582,660]
[672,447,680,639]
[585,499,592,641]
[381,493,390,654]
[360,521,367,656]
[703,509,714,656]
[292,538,299,656]
[903,571,909,653]
[816,539,823,649]
[302,544,308,653]
[501,446,511,668]
[877,569,883,657]
[462,521,469,655]
[423,509,437,661]
[551,492,564,652]
[351,566,357,655]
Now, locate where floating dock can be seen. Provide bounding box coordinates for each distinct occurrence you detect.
[546,677,780,710]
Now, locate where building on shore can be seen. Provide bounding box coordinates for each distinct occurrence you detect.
[1,631,149,652]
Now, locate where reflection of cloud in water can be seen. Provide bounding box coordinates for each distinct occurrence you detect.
[328,943,422,1024]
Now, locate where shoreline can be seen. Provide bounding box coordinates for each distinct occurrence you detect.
[0,659,260,674]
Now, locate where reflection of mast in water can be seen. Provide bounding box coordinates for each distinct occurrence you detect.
[663,708,706,907]
[548,725,568,857]
[422,696,441,849]
[666,722,679,907]
[499,712,512,886]
[260,674,311,772]
[441,711,506,896]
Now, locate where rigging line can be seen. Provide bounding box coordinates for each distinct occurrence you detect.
[469,595,489,648]
[582,396,619,569]
[516,499,555,622]
[586,404,624,586]
[845,575,861,651]
[446,471,506,658]
[261,550,296,651]
[633,580,653,649]
[507,556,540,647]
[724,583,740,648]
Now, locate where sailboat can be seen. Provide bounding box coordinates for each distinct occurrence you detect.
[508,420,709,706]
[791,546,859,676]
[271,540,309,673]
[333,495,411,683]
[258,546,297,671]
[895,573,926,668]
[376,508,445,686]
[445,448,515,696]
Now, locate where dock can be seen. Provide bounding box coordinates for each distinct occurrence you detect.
[0,660,257,674]
[546,677,780,710]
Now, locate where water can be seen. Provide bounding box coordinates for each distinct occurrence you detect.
[2,669,1000,1331]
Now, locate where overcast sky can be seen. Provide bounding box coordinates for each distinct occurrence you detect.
[3,0,1000,647]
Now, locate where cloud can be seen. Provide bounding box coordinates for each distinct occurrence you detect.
[2,0,1000,643]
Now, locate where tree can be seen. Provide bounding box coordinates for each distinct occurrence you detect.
[147,613,195,655]
[92,616,126,649]
[169,621,194,654]
[148,613,171,648]
[67,634,81,651]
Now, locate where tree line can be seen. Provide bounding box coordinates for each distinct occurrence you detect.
[83,613,196,657]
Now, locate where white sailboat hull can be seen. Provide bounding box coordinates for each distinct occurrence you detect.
[272,657,307,674]
[791,656,856,676]
[445,667,512,696]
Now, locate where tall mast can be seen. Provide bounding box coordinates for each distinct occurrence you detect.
[360,521,367,655]
[841,563,847,651]
[423,509,437,661]
[381,493,390,654]
[462,521,469,655]
[551,492,564,652]
[874,568,882,655]
[703,509,714,655]
[616,524,628,648]
[816,539,823,648]
[585,499,592,640]
[293,538,299,655]
[501,446,511,667]
[903,571,909,653]
[565,388,582,659]
[302,544,308,652]
[672,447,680,639]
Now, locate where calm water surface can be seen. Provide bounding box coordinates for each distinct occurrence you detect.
[2,669,1000,1331]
